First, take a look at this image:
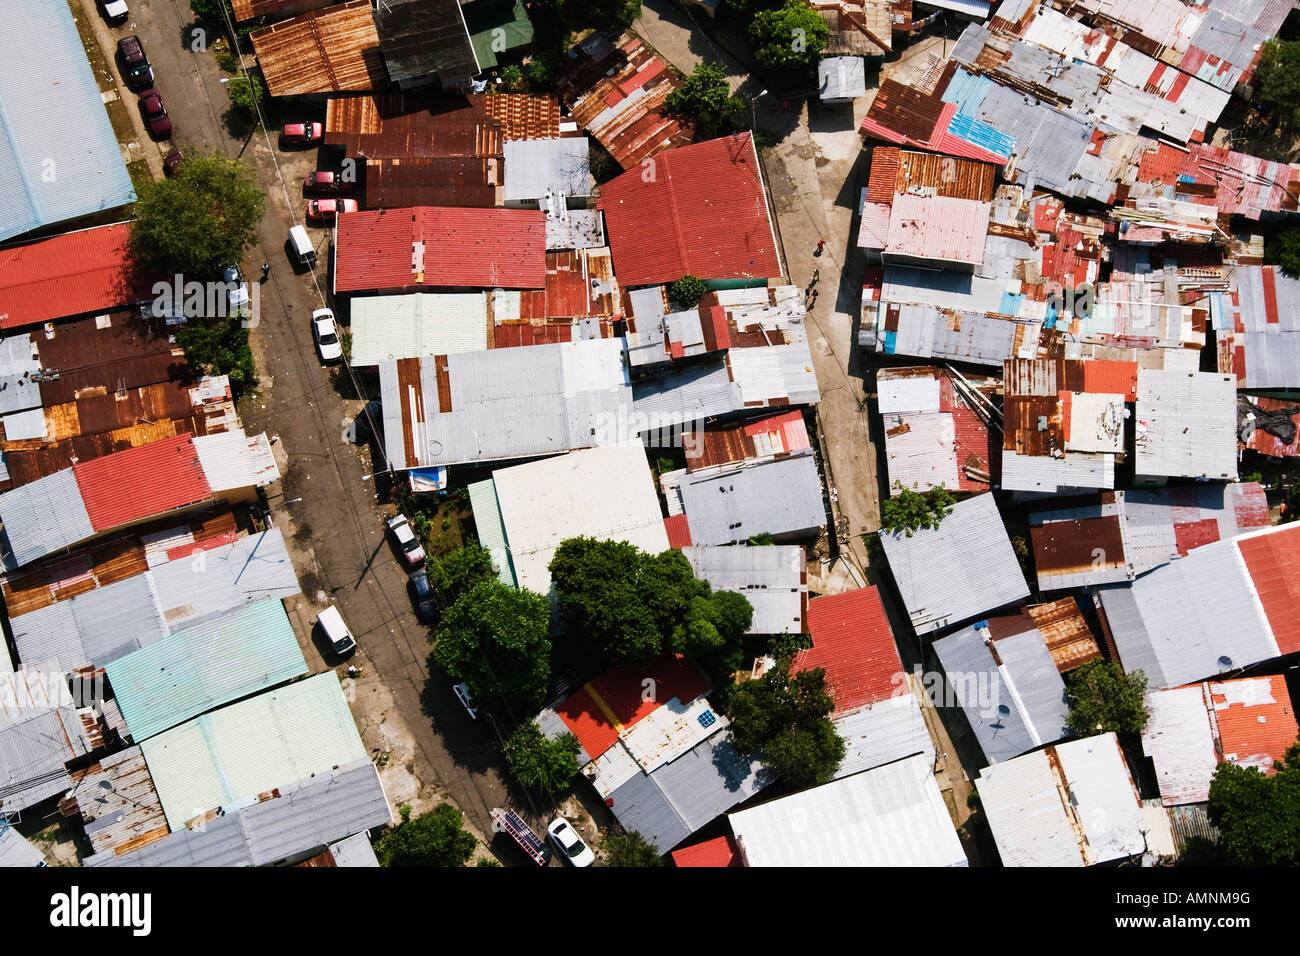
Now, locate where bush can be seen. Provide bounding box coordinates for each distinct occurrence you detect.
[189,0,230,24]
[227,73,265,120]
[375,803,477,867]
[880,483,955,536]
[1265,227,1300,279]
[665,63,744,137]
[503,721,581,798]
[1064,660,1148,736]
[176,318,258,398]
[1255,39,1300,125]
[667,274,708,309]
[603,830,665,866]
[749,2,829,77]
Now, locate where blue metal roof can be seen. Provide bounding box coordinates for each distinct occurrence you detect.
[0,1,135,240]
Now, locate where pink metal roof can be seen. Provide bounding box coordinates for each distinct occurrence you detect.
[334,207,546,292]
[884,193,989,265]
[597,134,782,287]
[72,434,212,532]
[795,586,902,715]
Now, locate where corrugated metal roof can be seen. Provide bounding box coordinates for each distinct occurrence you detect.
[671,834,742,867]
[597,134,782,287]
[502,138,592,203]
[976,733,1145,866]
[832,692,934,779]
[681,545,805,636]
[87,758,391,867]
[466,479,516,588]
[106,599,308,742]
[677,453,825,546]
[730,753,968,866]
[374,0,477,82]
[641,730,770,844]
[879,493,1029,635]
[0,469,94,568]
[620,696,727,774]
[140,672,369,830]
[1135,369,1237,479]
[0,7,135,242]
[0,706,93,813]
[149,526,300,628]
[490,442,668,593]
[193,430,280,491]
[1236,523,1300,657]
[74,434,212,532]
[250,0,385,97]
[884,194,990,266]
[335,207,546,293]
[63,745,169,858]
[796,587,900,714]
[11,572,164,669]
[0,825,44,866]
[820,56,868,101]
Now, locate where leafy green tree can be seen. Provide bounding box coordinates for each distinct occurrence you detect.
[666,63,744,137]
[749,2,829,76]
[498,65,525,92]
[189,0,230,24]
[1206,738,1300,865]
[1255,39,1300,125]
[375,803,477,867]
[603,829,665,866]
[726,640,845,787]
[747,532,775,545]
[226,73,265,120]
[130,153,266,279]
[879,483,955,536]
[429,543,497,608]
[433,580,552,716]
[503,721,581,798]
[557,0,641,34]
[175,319,258,398]
[1064,660,1148,736]
[1265,226,1300,279]
[667,274,709,309]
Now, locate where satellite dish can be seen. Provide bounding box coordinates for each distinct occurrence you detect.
[1218,655,1234,670]
[997,704,1011,717]
[98,780,114,792]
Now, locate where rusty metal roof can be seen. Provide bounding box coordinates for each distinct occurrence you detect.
[62,745,169,857]
[895,149,996,201]
[230,0,331,22]
[251,0,386,96]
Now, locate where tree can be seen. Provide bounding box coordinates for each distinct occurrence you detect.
[557,0,641,34]
[1064,660,1148,736]
[433,580,552,716]
[1255,39,1300,125]
[428,543,497,608]
[226,72,265,120]
[189,0,230,24]
[667,274,709,310]
[130,153,266,279]
[175,318,258,398]
[879,483,955,536]
[1206,738,1300,865]
[603,829,665,866]
[726,641,845,787]
[503,721,581,798]
[375,803,477,867]
[749,2,829,77]
[665,63,744,137]
[1265,226,1300,279]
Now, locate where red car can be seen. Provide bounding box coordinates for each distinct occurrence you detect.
[304,170,356,194]
[282,121,323,145]
[305,199,358,223]
[163,149,183,176]
[138,89,172,140]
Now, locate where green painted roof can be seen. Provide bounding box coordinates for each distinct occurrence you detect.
[140,671,368,829]
[106,599,308,743]
[468,478,517,588]
[463,0,534,70]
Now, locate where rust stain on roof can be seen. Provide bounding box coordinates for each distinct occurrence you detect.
[250,0,386,97]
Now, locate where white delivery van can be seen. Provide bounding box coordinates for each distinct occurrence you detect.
[288,224,317,268]
[317,605,356,656]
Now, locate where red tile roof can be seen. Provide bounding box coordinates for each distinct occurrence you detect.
[334,207,546,292]
[671,834,742,867]
[1213,675,1298,773]
[0,224,154,330]
[1238,525,1300,656]
[795,586,902,715]
[554,655,710,760]
[664,513,692,548]
[72,434,211,532]
[597,134,782,287]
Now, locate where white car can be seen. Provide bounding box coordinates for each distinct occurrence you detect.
[387,514,426,566]
[452,682,477,720]
[312,308,343,363]
[103,0,128,24]
[222,264,250,313]
[547,817,595,867]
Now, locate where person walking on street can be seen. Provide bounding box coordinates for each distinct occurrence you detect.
[813,268,820,282]
[815,239,825,256]
[261,262,270,282]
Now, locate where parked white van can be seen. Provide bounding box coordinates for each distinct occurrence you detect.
[288,224,317,268]
[317,605,356,656]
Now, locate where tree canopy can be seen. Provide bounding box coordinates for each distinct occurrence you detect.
[375,803,477,867]
[602,829,665,866]
[548,537,752,676]
[130,153,265,279]
[556,0,641,34]
[880,483,955,536]
[433,580,552,717]
[667,274,709,309]
[748,2,829,76]
[188,0,230,24]
[1206,738,1300,865]
[726,637,845,788]
[665,63,744,137]
[175,319,257,398]
[503,721,581,798]
[1265,226,1300,279]
[1064,660,1148,736]
[428,543,497,609]
[1255,39,1300,124]
[226,72,265,120]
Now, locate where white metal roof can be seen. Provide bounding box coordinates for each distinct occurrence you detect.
[729,753,967,867]
[884,410,960,493]
[680,544,806,635]
[490,441,669,594]
[819,56,867,101]
[193,430,281,491]
[503,138,593,202]
[1141,683,1218,807]
[1134,369,1237,480]
[349,293,489,364]
[832,694,935,780]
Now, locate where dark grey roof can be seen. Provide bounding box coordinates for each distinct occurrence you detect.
[376,0,478,83]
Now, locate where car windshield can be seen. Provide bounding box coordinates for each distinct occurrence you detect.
[319,331,338,345]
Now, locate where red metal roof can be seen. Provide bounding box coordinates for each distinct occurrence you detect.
[671,834,742,867]
[1213,675,1298,772]
[663,513,692,548]
[334,207,546,292]
[1238,525,1300,655]
[492,323,573,348]
[0,224,155,330]
[1081,360,1138,401]
[795,586,902,715]
[72,434,211,532]
[597,134,781,287]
